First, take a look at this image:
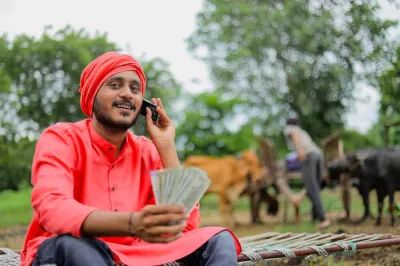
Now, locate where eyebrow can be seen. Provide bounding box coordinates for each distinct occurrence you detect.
[107,76,141,87]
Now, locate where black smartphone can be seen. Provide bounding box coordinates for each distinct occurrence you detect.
[140,98,160,123]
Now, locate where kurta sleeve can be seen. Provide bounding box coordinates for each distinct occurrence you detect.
[30,126,97,237]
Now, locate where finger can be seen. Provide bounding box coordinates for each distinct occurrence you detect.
[156,98,165,110]
[146,222,187,236]
[143,213,187,228]
[143,205,186,215]
[151,98,157,105]
[145,232,183,244]
[144,107,154,126]
[155,106,171,124]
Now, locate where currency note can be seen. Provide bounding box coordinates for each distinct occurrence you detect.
[167,167,194,205]
[150,166,211,214]
[150,170,160,205]
[171,167,211,214]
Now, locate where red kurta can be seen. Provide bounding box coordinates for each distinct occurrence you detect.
[21,119,241,266]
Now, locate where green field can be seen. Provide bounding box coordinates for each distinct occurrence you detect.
[0,187,33,228]
[0,186,376,230]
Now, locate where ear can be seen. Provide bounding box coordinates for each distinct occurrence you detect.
[234,151,243,159]
[345,153,358,163]
[247,148,257,155]
[237,159,250,177]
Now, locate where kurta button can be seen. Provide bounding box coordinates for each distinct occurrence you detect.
[109,147,112,150]
[111,187,115,191]
[114,209,118,212]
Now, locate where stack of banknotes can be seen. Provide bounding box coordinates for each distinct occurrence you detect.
[150,166,211,215]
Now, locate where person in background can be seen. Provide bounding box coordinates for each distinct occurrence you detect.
[283,117,330,229]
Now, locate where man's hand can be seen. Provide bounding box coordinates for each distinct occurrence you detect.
[131,205,188,243]
[145,98,175,150]
[145,97,181,168]
[298,151,306,162]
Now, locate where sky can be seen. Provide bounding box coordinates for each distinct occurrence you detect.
[0,0,399,133]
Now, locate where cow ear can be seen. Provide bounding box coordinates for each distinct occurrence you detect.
[238,160,250,177]
[346,153,357,163]
[235,152,242,159]
[358,155,368,161]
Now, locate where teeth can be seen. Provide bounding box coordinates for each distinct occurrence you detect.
[117,104,131,110]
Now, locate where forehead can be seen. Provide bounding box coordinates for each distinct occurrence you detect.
[106,71,140,84]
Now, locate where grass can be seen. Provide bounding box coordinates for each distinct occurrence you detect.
[0,187,33,228]
[0,185,379,229]
[200,186,381,234]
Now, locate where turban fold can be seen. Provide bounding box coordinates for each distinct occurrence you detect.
[78,51,146,117]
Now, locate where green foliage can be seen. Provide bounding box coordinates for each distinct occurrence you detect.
[379,47,400,116]
[0,135,34,192]
[0,25,182,191]
[364,121,386,147]
[378,46,400,143]
[132,57,183,137]
[187,0,398,139]
[176,89,258,159]
[1,25,118,134]
[341,129,381,152]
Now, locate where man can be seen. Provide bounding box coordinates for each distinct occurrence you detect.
[283,117,330,229]
[21,51,241,266]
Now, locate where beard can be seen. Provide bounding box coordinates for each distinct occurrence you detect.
[93,98,139,131]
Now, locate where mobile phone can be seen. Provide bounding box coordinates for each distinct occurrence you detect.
[140,98,160,123]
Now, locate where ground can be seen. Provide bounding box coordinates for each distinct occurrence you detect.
[1,187,400,265]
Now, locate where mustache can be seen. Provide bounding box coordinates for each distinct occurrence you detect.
[113,99,136,111]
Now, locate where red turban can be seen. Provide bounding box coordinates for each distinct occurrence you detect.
[78,51,146,117]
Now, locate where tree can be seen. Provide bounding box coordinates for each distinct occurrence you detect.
[0,25,182,139]
[377,44,400,145]
[175,89,258,159]
[0,25,182,190]
[0,25,118,139]
[132,56,183,137]
[187,0,398,139]
[341,129,380,152]
[0,135,34,192]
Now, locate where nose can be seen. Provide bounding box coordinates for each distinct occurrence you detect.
[119,84,134,99]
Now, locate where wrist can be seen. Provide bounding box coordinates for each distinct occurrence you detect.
[155,141,176,152]
[128,212,134,236]
[128,212,140,237]
[156,143,180,169]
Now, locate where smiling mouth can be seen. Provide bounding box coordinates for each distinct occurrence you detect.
[115,104,134,111]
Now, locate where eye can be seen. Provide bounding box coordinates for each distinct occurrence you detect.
[131,86,140,93]
[110,82,121,89]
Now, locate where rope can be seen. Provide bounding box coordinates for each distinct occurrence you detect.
[239,251,265,266]
[332,241,357,257]
[308,246,329,257]
[241,251,264,262]
[269,247,297,258]
[335,241,356,252]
